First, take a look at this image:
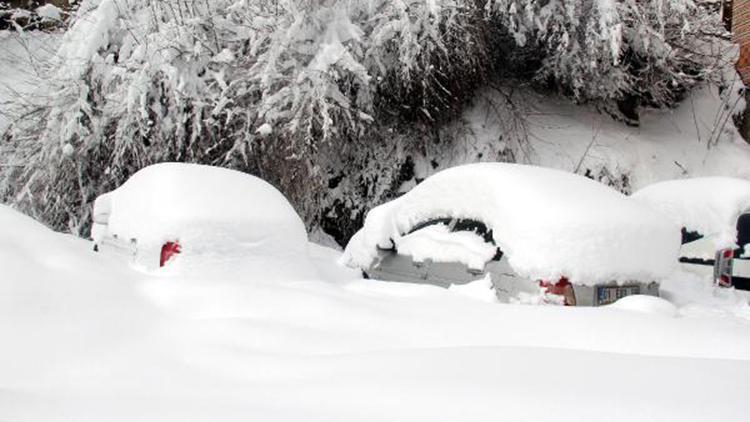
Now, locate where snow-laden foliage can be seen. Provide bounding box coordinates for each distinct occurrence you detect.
[486,0,729,107]
[0,0,732,239]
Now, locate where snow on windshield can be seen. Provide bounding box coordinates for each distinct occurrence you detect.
[395,223,498,270]
[93,163,308,255]
[633,177,750,249]
[343,163,678,285]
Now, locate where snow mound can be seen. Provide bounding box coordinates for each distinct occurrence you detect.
[448,275,498,303]
[609,295,677,317]
[93,163,307,256]
[343,163,679,285]
[633,177,750,249]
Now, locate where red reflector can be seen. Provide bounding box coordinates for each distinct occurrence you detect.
[723,249,734,259]
[160,241,181,267]
[539,277,577,306]
[719,274,732,288]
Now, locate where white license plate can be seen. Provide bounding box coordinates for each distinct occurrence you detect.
[596,285,640,305]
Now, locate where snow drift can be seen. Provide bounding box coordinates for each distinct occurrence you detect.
[3,196,750,422]
[92,163,308,257]
[633,177,750,249]
[343,163,679,285]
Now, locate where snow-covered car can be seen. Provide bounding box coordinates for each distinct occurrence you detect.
[342,163,677,306]
[633,177,750,291]
[92,163,308,269]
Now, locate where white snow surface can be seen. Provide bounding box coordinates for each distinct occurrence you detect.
[2,204,750,422]
[608,295,678,317]
[93,163,308,256]
[448,275,499,303]
[344,163,679,285]
[633,177,750,248]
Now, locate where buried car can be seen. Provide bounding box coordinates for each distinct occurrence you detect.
[633,177,750,291]
[92,163,308,269]
[342,163,678,306]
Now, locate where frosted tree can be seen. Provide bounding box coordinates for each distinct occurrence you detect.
[362,0,490,121]
[486,0,730,108]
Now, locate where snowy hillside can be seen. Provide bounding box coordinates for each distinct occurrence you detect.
[403,84,750,194]
[2,204,750,422]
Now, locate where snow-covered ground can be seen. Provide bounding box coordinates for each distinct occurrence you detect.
[408,84,750,192]
[2,204,750,422]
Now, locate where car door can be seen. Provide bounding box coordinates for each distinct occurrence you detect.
[367,249,430,283]
[678,228,716,280]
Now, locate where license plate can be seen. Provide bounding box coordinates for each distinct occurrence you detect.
[596,285,640,306]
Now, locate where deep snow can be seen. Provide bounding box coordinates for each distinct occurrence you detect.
[2,204,750,422]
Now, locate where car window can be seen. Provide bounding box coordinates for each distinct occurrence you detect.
[408,218,494,243]
[738,213,750,249]
[681,227,704,245]
[408,218,454,235]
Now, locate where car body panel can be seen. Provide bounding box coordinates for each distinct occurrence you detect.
[678,233,717,280]
[366,248,659,306]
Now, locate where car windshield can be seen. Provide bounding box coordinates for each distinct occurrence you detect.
[681,228,704,245]
[738,213,750,251]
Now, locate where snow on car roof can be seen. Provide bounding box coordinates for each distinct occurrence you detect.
[633,177,750,249]
[93,163,307,254]
[343,163,679,285]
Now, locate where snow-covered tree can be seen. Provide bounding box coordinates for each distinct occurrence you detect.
[486,0,731,109]
[0,0,733,239]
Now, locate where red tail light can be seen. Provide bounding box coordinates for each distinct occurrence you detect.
[715,248,734,288]
[540,277,577,306]
[160,241,181,267]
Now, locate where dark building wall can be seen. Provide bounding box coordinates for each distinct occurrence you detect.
[733,0,750,83]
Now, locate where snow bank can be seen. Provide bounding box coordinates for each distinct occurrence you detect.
[633,177,750,248]
[609,295,677,317]
[3,203,750,422]
[343,163,679,285]
[93,163,308,256]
